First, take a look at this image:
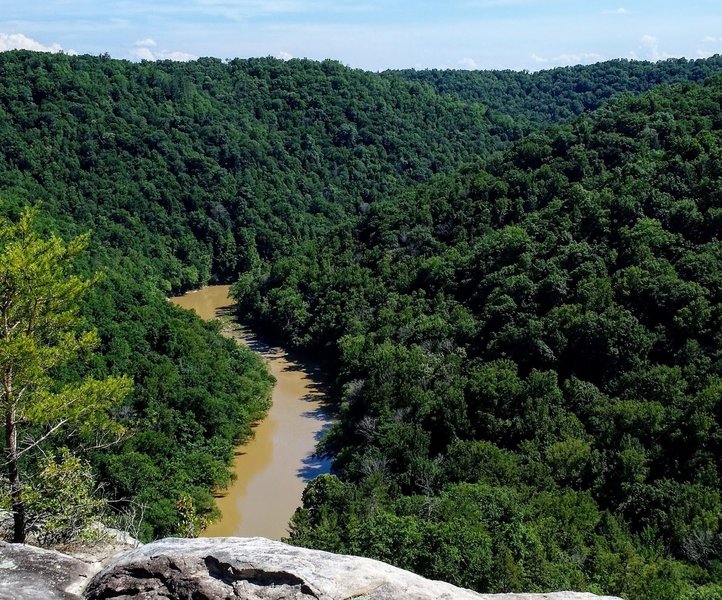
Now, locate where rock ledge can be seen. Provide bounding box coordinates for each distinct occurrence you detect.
[1,536,622,600]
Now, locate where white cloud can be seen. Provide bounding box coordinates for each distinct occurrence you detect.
[559,52,605,63]
[130,38,196,61]
[531,51,604,66]
[640,34,673,61]
[158,50,196,61]
[696,35,722,58]
[0,32,75,54]
[130,46,155,60]
[463,0,549,7]
[4,3,717,73]
[601,7,629,15]
[277,50,293,60]
[173,0,373,22]
[458,57,479,70]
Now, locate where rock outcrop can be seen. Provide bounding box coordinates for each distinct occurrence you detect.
[0,541,93,600]
[85,537,621,600]
[1,536,623,600]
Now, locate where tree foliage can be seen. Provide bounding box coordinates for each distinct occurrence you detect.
[1,50,722,594]
[389,56,722,132]
[250,78,722,599]
[0,208,131,542]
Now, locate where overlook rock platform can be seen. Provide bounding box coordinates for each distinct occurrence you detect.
[1,537,622,600]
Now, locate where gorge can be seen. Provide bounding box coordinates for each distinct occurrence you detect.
[0,49,721,599]
[168,285,332,539]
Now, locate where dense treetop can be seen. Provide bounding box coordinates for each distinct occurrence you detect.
[389,56,722,130]
[0,50,721,595]
[2,52,720,292]
[236,76,722,600]
[0,51,499,290]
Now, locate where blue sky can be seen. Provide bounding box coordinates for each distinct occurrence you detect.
[1,1,721,71]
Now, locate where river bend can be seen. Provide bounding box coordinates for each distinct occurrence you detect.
[169,285,331,539]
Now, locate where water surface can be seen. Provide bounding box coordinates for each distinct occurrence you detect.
[169,285,331,539]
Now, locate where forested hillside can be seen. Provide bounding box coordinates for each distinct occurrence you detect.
[2,52,720,292]
[1,50,721,596]
[0,49,504,539]
[1,205,274,540]
[236,78,722,599]
[390,56,722,131]
[0,51,500,291]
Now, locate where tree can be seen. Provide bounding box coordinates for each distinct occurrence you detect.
[0,207,132,543]
[23,448,107,545]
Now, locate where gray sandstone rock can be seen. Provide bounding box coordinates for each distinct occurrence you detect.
[0,541,93,600]
[0,535,623,600]
[61,522,142,571]
[85,536,623,600]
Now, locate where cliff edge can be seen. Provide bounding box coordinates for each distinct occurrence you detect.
[1,537,622,600]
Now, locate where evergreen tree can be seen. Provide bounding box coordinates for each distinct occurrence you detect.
[0,207,132,542]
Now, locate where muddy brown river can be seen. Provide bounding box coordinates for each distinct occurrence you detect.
[169,285,331,540]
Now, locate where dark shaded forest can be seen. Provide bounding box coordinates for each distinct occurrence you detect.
[256,77,722,600]
[389,56,722,130]
[0,50,721,598]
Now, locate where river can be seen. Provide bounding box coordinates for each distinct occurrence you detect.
[168,285,332,540]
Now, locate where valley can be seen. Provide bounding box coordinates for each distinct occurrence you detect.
[0,49,720,599]
[169,285,331,539]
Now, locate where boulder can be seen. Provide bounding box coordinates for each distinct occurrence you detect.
[0,541,93,600]
[85,536,622,600]
[61,522,142,571]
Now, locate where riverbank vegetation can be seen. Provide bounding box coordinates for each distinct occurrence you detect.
[238,78,722,599]
[0,50,720,596]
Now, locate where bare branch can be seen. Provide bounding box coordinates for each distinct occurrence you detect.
[14,419,70,460]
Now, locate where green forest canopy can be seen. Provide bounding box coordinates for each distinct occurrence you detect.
[0,50,721,598]
[263,77,722,600]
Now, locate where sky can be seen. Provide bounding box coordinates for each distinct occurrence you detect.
[0,1,721,72]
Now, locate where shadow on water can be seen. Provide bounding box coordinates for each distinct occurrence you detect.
[302,406,331,424]
[312,421,333,443]
[219,296,337,479]
[218,304,338,415]
[217,306,289,357]
[171,286,343,538]
[297,452,333,483]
